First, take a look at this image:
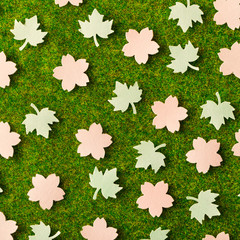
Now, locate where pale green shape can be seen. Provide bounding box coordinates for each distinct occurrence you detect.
[22,103,59,138]
[29,221,60,240]
[134,141,166,173]
[0,188,3,193]
[89,167,122,200]
[108,81,142,114]
[10,15,48,51]
[167,40,199,73]
[141,227,170,240]
[78,9,114,47]
[186,189,220,224]
[169,0,203,33]
[200,92,235,130]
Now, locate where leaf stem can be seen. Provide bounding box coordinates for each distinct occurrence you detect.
[155,143,166,151]
[187,0,190,7]
[131,103,137,114]
[188,63,199,71]
[30,103,39,114]
[186,196,198,202]
[216,92,221,104]
[93,35,99,47]
[19,40,28,51]
[50,231,61,239]
[93,188,100,200]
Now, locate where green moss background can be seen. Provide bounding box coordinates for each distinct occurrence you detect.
[0,0,239,239]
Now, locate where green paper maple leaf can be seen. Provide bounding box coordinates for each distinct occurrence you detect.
[201,92,235,130]
[142,227,170,240]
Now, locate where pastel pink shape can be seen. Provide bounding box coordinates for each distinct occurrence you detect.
[203,232,230,240]
[55,0,83,7]
[218,42,240,78]
[136,181,174,217]
[151,96,188,133]
[53,54,89,91]
[0,122,21,159]
[27,174,65,210]
[81,218,118,240]
[186,137,223,174]
[122,27,159,64]
[76,123,112,160]
[0,52,17,88]
[213,0,240,30]
[0,212,18,240]
[232,129,240,156]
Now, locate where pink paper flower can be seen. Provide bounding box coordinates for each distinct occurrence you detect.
[203,232,230,240]
[151,96,188,133]
[27,174,65,210]
[55,0,83,7]
[218,42,240,78]
[232,129,240,156]
[81,218,118,240]
[213,0,240,30]
[0,52,17,88]
[186,137,223,174]
[122,28,159,64]
[76,123,112,160]
[53,54,89,91]
[0,212,18,240]
[137,181,174,217]
[0,122,21,159]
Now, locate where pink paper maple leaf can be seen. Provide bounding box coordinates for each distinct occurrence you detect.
[232,129,240,156]
[81,218,118,240]
[0,52,17,88]
[151,96,188,133]
[213,0,240,30]
[136,181,174,217]
[0,212,18,240]
[76,123,112,160]
[122,27,159,64]
[55,0,83,7]
[186,137,223,174]
[203,232,230,240]
[0,122,21,159]
[27,174,65,210]
[53,54,89,91]
[218,42,240,78]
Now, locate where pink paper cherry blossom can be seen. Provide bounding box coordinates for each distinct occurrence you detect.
[0,52,17,88]
[186,137,223,174]
[27,174,65,210]
[53,54,89,91]
[81,218,118,240]
[232,129,240,156]
[203,232,230,240]
[0,212,18,240]
[76,123,112,160]
[122,27,159,64]
[213,0,240,30]
[0,122,21,159]
[55,0,83,7]
[151,96,188,133]
[136,181,174,217]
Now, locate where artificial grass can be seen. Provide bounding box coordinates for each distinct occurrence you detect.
[0,0,239,239]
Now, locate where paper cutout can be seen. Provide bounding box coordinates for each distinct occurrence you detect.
[141,227,170,240]
[78,9,113,47]
[203,232,230,240]
[81,218,118,240]
[108,81,142,114]
[137,181,174,217]
[213,0,240,30]
[0,52,17,88]
[11,16,48,51]
[89,167,122,200]
[134,141,166,173]
[22,103,59,138]
[152,96,188,133]
[0,122,21,159]
[232,130,240,156]
[55,0,82,7]
[200,92,235,130]
[27,174,65,210]
[53,54,89,92]
[29,222,61,240]
[122,28,160,64]
[167,41,199,73]
[186,137,222,174]
[169,0,203,32]
[186,190,220,224]
[0,212,18,240]
[76,123,112,160]
[218,42,240,79]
